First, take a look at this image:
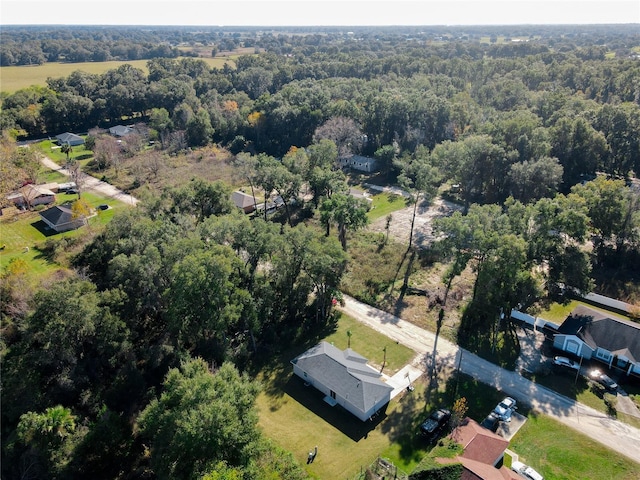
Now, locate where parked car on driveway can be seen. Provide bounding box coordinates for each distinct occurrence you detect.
[511,460,544,480]
[588,369,618,392]
[552,356,580,371]
[493,396,517,422]
[419,408,451,440]
[480,411,500,432]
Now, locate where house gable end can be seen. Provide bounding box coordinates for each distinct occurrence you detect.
[292,342,392,417]
[560,306,640,363]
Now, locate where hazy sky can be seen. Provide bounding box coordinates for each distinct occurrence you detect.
[2,0,639,26]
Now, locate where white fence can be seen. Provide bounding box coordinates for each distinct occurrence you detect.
[510,309,560,331]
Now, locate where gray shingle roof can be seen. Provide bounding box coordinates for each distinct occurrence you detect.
[40,203,74,226]
[559,306,640,363]
[291,342,392,415]
[55,132,84,145]
[109,125,133,137]
[232,191,256,208]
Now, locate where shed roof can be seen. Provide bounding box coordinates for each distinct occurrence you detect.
[558,306,640,363]
[291,342,392,415]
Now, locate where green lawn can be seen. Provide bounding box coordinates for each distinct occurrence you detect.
[367,192,409,222]
[0,190,130,276]
[36,139,93,165]
[537,299,630,323]
[323,314,415,374]
[256,313,418,479]
[509,414,640,480]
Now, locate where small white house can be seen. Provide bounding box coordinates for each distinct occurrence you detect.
[55,132,85,146]
[553,306,640,377]
[291,341,393,421]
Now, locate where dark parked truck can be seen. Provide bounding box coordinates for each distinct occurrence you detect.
[420,408,451,440]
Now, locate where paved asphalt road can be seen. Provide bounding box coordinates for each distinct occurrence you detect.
[339,295,640,464]
[41,156,139,206]
[40,154,640,463]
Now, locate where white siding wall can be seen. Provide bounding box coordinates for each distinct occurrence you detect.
[554,335,594,359]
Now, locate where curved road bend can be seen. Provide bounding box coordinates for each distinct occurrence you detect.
[339,295,640,464]
[41,157,139,206]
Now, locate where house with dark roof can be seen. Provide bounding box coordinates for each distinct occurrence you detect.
[435,418,519,480]
[553,305,640,377]
[232,191,257,214]
[39,203,86,233]
[291,341,393,421]
[55,132,85,146]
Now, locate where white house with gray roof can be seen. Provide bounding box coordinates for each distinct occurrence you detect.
[291,341,393,421]
[553,305,640,377]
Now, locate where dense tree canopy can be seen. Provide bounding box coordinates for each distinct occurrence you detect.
[2,24,640,480]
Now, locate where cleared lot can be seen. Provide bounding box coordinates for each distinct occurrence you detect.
[368,197,463,248]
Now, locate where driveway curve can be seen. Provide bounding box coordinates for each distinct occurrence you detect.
[339,295,640,464]
[41,156,139,206]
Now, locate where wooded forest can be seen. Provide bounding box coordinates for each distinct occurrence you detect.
[1,24,640,480]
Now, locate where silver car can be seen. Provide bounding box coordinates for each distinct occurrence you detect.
[493,396,517,422]
[552,356,580,371]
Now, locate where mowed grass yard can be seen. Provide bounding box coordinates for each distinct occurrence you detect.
[0,189,131,275]
[367,191,409,222]
[257,317,640,480]
[256,313,422,479]
[509,414,640,480]
[537,299,631,323]
[0,56,234,93]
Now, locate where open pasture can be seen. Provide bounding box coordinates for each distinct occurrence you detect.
[1,56,234,93]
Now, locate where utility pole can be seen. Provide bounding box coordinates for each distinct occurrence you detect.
[574,355,584,385]
[454,349,463,400]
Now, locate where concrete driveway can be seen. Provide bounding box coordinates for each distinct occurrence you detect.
[338,295,640,464]
[41,156,139,206]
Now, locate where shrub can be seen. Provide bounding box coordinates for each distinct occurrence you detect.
[604,392,618,416]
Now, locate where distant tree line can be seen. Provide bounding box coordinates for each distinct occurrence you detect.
[2,28,639,195]
[2,25,640,478]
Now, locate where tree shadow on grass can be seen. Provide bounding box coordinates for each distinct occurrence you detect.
[379,383,433,464]
[281,374,384,442]
[252,320,340,402]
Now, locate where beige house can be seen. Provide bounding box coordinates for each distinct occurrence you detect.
[7,184,56,208]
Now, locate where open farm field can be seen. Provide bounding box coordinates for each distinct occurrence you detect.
[0,56,234,93]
